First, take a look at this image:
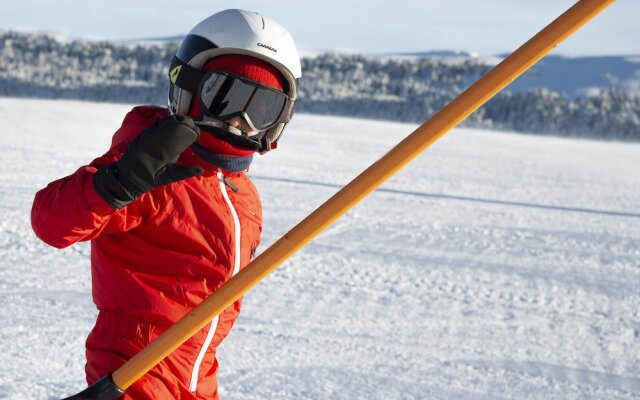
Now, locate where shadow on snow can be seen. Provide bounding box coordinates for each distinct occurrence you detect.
[252,175,640,219]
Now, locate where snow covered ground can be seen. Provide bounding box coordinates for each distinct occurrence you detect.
[0,97,639,399]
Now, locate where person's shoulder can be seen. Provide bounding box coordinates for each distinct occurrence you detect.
[110,105,170,149]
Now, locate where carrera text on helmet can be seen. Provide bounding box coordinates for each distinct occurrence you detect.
[257,43,278,53]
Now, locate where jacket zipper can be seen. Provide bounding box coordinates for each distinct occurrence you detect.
[189,169,242,393]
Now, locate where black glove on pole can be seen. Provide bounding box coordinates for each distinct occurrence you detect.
[93,115,204,209]
[60,374,123,400]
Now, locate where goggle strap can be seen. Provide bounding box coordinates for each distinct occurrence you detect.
[169,56,204,95]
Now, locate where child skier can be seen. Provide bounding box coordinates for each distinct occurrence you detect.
[31,9,301,399]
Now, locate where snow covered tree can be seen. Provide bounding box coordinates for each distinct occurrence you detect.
[1,31,638,140]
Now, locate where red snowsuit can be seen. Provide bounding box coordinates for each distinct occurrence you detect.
[31,106,262,399]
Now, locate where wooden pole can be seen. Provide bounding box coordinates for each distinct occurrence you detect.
[110,0,615,392]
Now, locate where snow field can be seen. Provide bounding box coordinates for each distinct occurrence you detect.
[0,98,639,399]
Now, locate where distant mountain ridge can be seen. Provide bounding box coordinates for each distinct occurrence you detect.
[360,51,640,98]
[501,54,640,98]
[1,30,638,140]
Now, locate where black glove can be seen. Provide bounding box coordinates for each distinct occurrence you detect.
[93,115,204,209]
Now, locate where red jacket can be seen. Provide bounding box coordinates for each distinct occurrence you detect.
[31,106,262,399]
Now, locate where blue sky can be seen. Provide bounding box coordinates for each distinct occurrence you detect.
[1,1,637,56]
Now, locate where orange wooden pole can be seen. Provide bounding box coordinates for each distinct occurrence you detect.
[112,0,615,390]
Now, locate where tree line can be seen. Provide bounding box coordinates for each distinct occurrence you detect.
[1,31,638,140]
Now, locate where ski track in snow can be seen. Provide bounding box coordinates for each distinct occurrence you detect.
[0,98,639,399]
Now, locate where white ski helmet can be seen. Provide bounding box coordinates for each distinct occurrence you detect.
[168,9,302,152]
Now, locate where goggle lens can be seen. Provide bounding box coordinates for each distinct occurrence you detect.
[199,71,290,132]
[246,87,287,129]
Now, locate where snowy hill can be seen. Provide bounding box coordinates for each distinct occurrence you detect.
[1,97,639,399]
[0,30,639,140]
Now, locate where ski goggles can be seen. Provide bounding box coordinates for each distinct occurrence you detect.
[197,70,295,133]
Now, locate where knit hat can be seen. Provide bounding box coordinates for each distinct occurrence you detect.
[205,54,285,91]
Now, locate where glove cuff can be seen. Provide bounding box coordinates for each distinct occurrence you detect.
[92,164,136,210]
